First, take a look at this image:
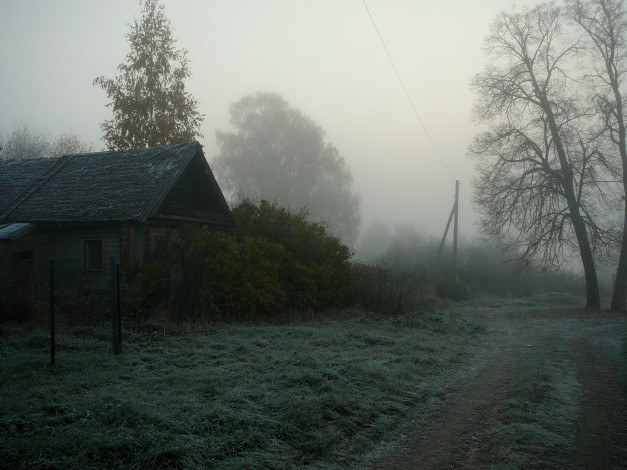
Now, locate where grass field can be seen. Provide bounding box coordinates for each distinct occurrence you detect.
[0,310,483,469]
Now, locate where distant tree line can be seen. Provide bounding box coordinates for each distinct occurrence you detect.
[0,122,94,160]
[356,221,586,309]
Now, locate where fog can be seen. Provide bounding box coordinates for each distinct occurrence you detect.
[0,0,545,243]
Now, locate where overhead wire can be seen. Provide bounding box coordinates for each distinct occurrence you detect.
[361,0,455,179]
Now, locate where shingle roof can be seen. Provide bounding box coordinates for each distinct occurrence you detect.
[0,141,233,225]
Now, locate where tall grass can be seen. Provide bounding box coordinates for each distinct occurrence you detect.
[0,311,482,469]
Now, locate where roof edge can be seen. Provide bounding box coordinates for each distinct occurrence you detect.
[0,222,36,240]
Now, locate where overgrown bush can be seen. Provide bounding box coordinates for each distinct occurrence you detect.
[372,229,585,301]
[142,200,352,321]
[348,262,419,313]
[0,279,46,325]
[435,278,470,301]
[232,200,353,307]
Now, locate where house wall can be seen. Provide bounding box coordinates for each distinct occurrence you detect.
[146,225,176,260]
[3,226,121,291]
[1,222,193,295]
[0,242,9,290]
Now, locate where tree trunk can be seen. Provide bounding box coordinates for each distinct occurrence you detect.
[532,78,601,309]
[610,197,627,311]
[609,81,627,311]
[572,212,602,309]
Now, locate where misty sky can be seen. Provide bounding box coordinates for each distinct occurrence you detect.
[1,0,545,243]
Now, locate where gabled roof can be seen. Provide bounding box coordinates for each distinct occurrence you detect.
[0,141,233,226]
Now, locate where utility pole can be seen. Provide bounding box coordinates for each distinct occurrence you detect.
[437,180,460,278]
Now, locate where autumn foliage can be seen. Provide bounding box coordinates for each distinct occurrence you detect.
[142,200,352,320]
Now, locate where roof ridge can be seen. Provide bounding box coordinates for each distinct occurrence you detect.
[0,154,77,222]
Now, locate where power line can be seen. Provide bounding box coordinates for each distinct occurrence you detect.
[361,0,455,179]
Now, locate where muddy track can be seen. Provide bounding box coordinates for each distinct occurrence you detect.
[368,309,627,470]
[571,338,617,470]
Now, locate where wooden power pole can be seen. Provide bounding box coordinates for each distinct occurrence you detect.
[453,180,459,279]
[437,180,460,278]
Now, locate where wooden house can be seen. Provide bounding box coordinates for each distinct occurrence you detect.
[0,141,233,290]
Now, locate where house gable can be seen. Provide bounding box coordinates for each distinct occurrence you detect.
[152,152,234,226]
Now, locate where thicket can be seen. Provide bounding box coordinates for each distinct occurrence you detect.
[142,200,352,321]
[140,200,589,321]
[379,239,585,301]
[354,227,587,310]
[2,200,589,326]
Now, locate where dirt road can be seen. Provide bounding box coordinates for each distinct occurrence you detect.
[369,308,627,470]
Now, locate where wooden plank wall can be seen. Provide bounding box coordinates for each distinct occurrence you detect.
[6,226,121,290]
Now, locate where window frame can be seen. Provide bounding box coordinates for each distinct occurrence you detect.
[83,239,104,272]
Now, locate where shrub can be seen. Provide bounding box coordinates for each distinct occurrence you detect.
[232,200,352,307]
[435,278,470,301]
[0,278,47,325]
[142,200,353,321]
[143,229,285,321]
[348,262,421,313]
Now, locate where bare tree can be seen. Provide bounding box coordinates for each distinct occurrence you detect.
[471,4,614,309]
[570,0,627,310]
[0,122,93,160]
[0,121,50,160]
[50,133,95,156]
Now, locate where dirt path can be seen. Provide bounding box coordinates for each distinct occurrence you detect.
[369,309,627,470]
[571,338,617,469]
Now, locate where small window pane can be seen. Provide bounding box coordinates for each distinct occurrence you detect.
[84,240,103,271]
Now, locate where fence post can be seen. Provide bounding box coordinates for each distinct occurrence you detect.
[49,259,55,367]
[170,264,182,316]
[114,263,121,354]
[110,256,122,354]
[110,257,121,354]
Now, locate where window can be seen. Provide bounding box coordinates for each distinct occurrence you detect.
[154,236,169,254]
[84,240,103,271]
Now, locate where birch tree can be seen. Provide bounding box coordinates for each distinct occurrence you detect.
[94,0,203,150]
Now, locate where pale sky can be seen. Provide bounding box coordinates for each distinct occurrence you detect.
[0,0,545,242]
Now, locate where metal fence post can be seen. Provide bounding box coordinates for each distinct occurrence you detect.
[114,263,121,354]
[49,259,55,367]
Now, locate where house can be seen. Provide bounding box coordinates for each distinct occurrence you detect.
[0,141,233,290]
